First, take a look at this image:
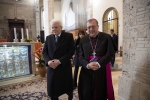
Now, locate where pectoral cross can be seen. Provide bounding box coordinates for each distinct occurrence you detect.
[92,51,96,57]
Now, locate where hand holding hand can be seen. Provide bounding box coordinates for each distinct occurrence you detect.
[87,62,99,71]
[48,60,56,69]
[52,59,61,69]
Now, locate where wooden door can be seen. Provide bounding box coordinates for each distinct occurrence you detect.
[40,30,45,43]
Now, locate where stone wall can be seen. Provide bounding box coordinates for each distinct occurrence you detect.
[43,0,54,38]
[0,0,38,41]
[118,0,150,100]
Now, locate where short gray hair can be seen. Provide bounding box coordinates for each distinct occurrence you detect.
[50,19,62,26]
[87,18,98,25]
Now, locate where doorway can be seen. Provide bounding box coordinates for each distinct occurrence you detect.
[8,19,25,42]
[103,8,119,35]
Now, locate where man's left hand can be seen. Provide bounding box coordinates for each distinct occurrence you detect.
[52,59,61,69]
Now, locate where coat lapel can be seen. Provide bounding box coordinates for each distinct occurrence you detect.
[50,34,56,52]
[54,31,65,51]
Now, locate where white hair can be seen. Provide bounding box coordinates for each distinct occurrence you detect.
[50,19,62,26]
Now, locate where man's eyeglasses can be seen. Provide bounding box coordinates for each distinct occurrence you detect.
[87,25,98,29]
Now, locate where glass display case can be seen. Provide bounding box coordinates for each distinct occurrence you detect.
[0,43,35,80]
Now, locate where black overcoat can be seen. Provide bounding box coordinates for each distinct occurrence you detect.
[42,31,75,97]
[73,38,81,66]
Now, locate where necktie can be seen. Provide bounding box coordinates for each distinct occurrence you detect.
[55,36,59,44]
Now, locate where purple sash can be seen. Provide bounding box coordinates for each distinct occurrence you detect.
[89,56,115,100]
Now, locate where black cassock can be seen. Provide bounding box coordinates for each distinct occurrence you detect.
[77,32,116,100]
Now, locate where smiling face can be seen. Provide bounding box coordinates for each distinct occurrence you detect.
[87,19,99,38]
[51,21,62,36]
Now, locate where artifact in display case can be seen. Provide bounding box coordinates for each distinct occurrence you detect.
[0,45,32,80]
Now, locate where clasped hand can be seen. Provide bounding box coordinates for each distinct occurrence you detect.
[88,62,99,71]
[48,59,60,69]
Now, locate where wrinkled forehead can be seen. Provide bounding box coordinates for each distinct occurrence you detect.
[52,22,60,26]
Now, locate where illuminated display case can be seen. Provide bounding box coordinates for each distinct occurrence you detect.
[0,42,35,80]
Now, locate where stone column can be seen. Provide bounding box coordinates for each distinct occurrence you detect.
[118,0,150,100]
[35,0,40,37]
[43,0,54,38]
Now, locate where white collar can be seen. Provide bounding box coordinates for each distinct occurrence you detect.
[55,33,61,37]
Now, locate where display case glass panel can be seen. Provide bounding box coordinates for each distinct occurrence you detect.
[0,45,31,80]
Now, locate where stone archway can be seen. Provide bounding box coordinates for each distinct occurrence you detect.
[102,7,119,35]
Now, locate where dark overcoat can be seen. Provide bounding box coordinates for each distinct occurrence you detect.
[42,31,75,97]
[73,38,81,66]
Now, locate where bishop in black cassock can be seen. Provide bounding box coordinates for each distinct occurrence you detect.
[77,19,116,100]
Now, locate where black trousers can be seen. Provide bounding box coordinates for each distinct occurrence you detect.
[73,66,80,87]
[111,54,115,67]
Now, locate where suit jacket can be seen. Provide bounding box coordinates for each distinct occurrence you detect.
[42,31,75,97]
[111,34,118,49]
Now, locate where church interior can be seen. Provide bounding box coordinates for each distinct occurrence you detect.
[0,0,150,100]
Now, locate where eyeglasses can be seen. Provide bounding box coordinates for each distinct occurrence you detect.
[87,25,98,30]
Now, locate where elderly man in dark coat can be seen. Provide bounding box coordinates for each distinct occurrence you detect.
[42,19,75,100]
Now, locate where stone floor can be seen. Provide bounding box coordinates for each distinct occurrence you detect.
[112,71,122,100]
